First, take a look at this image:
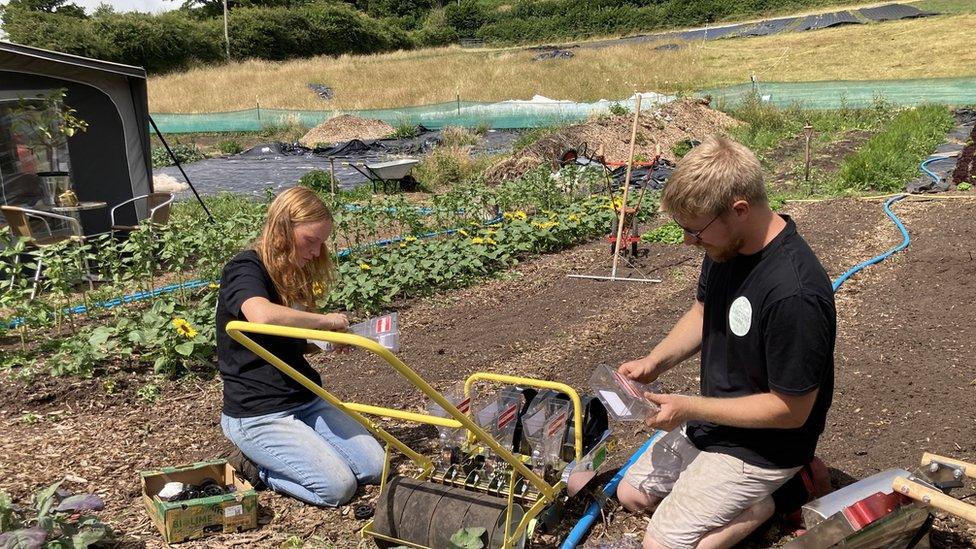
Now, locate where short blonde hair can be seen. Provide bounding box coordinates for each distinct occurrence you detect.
[254,187,335,309]
[661,136,766,219]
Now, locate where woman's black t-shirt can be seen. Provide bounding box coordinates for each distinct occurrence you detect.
[216,250,321,418]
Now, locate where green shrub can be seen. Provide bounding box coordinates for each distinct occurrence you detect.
[151,143,205,168]
[388,122,421,139]
[958,182,972,191]
[444,0,489,39]
[836,106,954,193]
[218,139,244,155]
[230,3,413,61]
[411,8,460,46]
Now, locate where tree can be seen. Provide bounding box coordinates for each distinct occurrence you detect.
[4,0,86,17]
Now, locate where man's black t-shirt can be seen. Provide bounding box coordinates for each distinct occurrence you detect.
[216,250,321,418]
[687,215,835,469]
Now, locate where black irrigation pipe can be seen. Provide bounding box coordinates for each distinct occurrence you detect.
[148,115,215,223]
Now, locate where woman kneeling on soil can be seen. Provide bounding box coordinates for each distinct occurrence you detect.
[216,186,384,506]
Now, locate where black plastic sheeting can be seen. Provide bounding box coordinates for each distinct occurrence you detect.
[859,4,937,21]
[794,11,861,32]
[154,130,519,197]
[562,3,933,51]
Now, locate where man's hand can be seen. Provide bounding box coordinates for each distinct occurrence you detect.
[321,313,349,332]
[619,357,661,384]
[643,392,694,431]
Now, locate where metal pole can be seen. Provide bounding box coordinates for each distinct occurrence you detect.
[148,115,215,224]
[223,0,230,61]
[610,94,642,279]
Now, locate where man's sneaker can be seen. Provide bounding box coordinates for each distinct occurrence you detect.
[227,447,266,490]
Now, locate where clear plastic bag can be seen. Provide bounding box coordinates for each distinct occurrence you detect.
[589,363,661,422]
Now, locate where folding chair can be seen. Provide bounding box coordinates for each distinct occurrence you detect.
[1,205,93,299]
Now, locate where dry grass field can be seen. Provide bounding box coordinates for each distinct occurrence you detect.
[147,13,976,113]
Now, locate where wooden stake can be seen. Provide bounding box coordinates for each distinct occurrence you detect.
[611,94,643,278]
[329,157,336,197]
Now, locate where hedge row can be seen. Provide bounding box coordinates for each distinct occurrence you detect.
[2,0,866,73]
[1,2,411,73]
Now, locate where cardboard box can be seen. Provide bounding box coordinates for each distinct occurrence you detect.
[140,459,258,543]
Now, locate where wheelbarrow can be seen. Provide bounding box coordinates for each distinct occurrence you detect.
[348,158,421,194]
[225,321,616,548]
[785,453,976,548]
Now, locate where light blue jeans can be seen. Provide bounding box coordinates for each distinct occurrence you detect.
[221,398,385,506]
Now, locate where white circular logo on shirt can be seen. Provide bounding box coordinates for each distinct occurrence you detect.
[729,296,752,337]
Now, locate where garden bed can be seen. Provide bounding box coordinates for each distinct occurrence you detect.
[2,196,975,547]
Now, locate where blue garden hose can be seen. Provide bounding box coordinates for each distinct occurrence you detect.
[561,169,926,546]
[830,194,910,292]
[919,157,942,186]
[559,430,665,549]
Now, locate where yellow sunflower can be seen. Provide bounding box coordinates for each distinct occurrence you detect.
[172,318,198,339]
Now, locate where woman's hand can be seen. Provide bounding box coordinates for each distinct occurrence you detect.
[321,313,349,332]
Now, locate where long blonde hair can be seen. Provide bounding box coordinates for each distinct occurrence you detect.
[254,187,335,309]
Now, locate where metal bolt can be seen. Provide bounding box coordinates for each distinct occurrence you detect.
[901,485,910,494]
[930,462,940,473]
[922,495,932,504]
[954,469,963,479]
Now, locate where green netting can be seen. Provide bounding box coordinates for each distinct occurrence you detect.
[150,77,976,134]
[700,77,976,109]
[150,99,610,134]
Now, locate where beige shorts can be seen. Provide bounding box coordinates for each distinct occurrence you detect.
[623,426,801,549]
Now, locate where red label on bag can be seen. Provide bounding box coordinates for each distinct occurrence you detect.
[546,410,568,438]
[612,370,642,399]
[375,315,392,333]
[456,397,471,414]
[497,403,518,429]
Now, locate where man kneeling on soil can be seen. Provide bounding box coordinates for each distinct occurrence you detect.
[616,136,836,549]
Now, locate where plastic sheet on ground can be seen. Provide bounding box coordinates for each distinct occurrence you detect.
[153,130,519,197]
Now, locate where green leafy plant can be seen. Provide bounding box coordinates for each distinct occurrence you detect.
[299,170,337,196]
[608,102,630,116]
[138,381,161,403]
[957,182,972,191]
[218,139,243,155]
[449,526,486,549]
[641,220,684,244]
[0,481,111,548]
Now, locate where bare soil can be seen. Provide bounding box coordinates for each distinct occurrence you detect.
[485,99,738,184]
[2,197,975,548]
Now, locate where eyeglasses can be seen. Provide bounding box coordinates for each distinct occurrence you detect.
[673,213,721,242]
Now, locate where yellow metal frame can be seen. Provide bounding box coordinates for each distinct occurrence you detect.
[225,321,583,548]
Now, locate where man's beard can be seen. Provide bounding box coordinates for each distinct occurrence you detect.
[705,235,745,263]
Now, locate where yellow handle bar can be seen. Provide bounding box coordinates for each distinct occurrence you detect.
[224,321,558,501]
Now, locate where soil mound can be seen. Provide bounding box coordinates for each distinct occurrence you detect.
[299,114,395,146]
[485,98,738,184]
